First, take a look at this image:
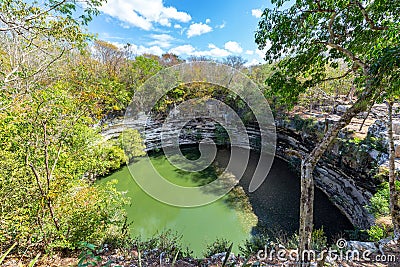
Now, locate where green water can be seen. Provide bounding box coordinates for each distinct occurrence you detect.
[100,149,256,257]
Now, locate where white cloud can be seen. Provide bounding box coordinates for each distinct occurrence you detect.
[217,22,226,29]
[255,43,271,60]
[168,44,230,58]
[251,9,263,18]
[169,44,196,55]
[244,59,261,67]
[148,34,175,48]
[255,41,272,60]
[206,18,211,24]
[245,50,254,55]
[174,24,182,29]
[187,22,213,38]
[224,41,243,54]
[99,0,192,30]
[115,42,164,56]
[256,49,265,60]
[162,6,191,23]
[205,44,230,57]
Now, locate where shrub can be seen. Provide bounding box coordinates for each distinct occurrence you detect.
[134,230,192,261]
[118,129,146,162]
[365,182,400,217]
[311,228,327,251]
[48,180,130,250]
[367,225,387,242]
[204,238,231,258]
[239,234,271,258]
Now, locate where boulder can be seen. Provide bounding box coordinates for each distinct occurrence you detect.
[347,241,378,252]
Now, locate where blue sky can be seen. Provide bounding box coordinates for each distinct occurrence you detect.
[88,0,274,66]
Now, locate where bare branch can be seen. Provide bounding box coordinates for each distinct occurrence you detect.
[29,164,45,197]
[49,143,63,181]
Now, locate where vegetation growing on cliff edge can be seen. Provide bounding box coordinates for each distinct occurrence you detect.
[256,0,400,256]
[1,0,400,264]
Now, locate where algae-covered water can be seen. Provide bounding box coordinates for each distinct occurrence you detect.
[100,147,256,257]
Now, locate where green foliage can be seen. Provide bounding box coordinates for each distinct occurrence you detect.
[367,225,387,242]
[255,0,400,108]
[50,180,129,250]
[134,230,192,261]
[0,243,40,266]
[221,243,233,267]
[0,243,17,264]
[129,55,163,91]
[78,242,103,267]
[239,234,271,258]
[93,140,127,176]
[345,228,370,242]
[311,228,327,251]
[0,86,130,253]
[275,233,299,250]
[367,181,400,217]
[215,124,229,145]
[239,228,327,258]
[291,115,315,132]
[119,129,146,162]
[204,238,231,258]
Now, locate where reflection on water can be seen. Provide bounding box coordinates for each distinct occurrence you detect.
[100,145,353,256]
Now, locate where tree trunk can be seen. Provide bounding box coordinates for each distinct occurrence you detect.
[298,81,376,260]
[299,161,314,262]
[387,101,400,241]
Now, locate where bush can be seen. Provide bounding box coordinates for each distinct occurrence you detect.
[48,180,130,250]
[311,228,327,251]
[118,129,146,162]
[134,230,192,261]
[367,225,387,242]
[239,234,271,258]
[95,142,127,175]
[204,238,231,258]
[366,182,400,217]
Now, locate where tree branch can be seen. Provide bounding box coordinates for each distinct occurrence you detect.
[285,148,305,160]
[354,1,388,31]
[29,163,60,232]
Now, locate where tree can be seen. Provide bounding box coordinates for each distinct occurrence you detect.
[255,0,400,259]
[222,55,247,69]
[386,101,400,240]
[0,85,128,252]
[0,0,132,253]
[0,0,105,111]
[187,55,212,62]
[374,46,400,240]
[159,53,183,67]
[93,40,125,76]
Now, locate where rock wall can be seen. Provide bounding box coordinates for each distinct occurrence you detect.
[101,114,378,229]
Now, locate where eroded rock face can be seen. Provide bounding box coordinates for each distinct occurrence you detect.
[101,114,380,229]
[275,125,375,229]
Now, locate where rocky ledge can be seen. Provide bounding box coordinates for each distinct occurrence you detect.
[100,103,400,230]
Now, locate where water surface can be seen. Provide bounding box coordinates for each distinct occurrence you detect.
[101,146,353,256]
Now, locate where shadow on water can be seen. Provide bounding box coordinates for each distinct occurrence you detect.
[212,146,354,241]
[158,144,354,240]
[103,145,354,256]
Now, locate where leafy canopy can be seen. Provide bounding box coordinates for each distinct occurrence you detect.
[255,0,400,107]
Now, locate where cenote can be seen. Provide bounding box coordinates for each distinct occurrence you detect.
[100,145,353,257]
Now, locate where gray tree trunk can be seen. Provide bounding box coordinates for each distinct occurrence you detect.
[298,81,376,261]
[387,101,400,241]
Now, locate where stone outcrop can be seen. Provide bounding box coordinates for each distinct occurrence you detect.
[100,104,400,230]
